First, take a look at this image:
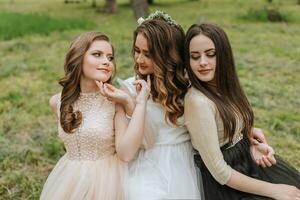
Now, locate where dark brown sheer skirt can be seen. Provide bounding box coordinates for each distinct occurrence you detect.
[194,137,300,200]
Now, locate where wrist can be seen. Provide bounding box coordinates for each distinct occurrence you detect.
[122,95,133,109]
[122,94,132,105]
[135,100,147,106]
[124,96,135,117]
[264,183,277,198]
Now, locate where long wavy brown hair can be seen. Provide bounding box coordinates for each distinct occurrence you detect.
[59,32,115,133]
[133,19,189,126]
[184,24,254,142]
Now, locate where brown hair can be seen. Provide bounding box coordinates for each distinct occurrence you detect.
[133,19,189,126]
[59,32,115,133]
[184,23,254,142]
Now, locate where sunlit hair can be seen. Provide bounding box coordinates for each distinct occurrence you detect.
[132,19,189,126]
[184,23,254,142]
[59,31,115,133]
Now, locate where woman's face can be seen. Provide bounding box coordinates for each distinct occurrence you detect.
[189,34,216,83]
[82,40,114,82]
[134,33,155,75]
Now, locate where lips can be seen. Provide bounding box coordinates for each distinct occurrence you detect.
[198,69,212,75]
[96,68,110,73]
[138,65,149,71]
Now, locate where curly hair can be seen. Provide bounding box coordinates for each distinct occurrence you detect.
[59,32,114,133]
[133,19,189,126]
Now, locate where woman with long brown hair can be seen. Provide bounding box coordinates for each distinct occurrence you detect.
[40,31,151,200]
[184,23,300,200]
[121,12,201,199]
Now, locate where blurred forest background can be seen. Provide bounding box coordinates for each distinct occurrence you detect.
[0,0,299,199]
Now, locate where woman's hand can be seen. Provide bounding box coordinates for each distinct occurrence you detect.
[250,142,276,167]
[133,75,151,105]
[95,81,132,106]
[249,127,276,167]
[250,127,267,144]
[271,184,300,200]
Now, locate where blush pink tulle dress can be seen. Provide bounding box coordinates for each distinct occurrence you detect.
[40,92,127,200]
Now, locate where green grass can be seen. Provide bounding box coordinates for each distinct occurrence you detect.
[0,12,94,40]
[0,0,300,199]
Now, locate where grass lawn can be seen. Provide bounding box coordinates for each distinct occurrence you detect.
[0,0,299,199]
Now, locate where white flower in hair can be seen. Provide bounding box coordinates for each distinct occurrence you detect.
[137,17,145,25]
[136,10,178,26]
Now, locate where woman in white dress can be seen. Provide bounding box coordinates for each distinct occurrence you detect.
[123,13,201,199]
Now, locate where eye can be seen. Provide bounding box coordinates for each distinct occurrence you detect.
[190,55,200,60]
[207,51,216,57]
[144,53,150,58]
[134,48,140,54]
[107,56,114,61]
[92,52,101,57]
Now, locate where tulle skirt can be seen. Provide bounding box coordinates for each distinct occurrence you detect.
[40,154,127,200]
[194,137,300,200]
[126,141,201,200]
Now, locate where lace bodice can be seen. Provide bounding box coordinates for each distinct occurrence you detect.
[57,92,116,160]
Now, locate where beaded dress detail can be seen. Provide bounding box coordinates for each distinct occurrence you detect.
[40,92,126,200]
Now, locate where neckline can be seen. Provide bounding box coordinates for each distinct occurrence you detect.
[79,91,103,98]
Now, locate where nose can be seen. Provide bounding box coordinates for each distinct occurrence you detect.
[101,56,110,66]
[199,55,208,67]
[136,53,144,64]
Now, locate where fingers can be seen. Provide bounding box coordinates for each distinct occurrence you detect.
[265,145,277,165]
[133,79,150,92]
[262,156,273,167]
[95,80,105,96]
[255,158,260,166]
[95,81,114,98]
[146,75,151,88]
[267,154,277,165]
[250,138,259,145]
[258,158,266,168]
[134,82,142,92]
[104,83,116,92]
[252,127,268,144]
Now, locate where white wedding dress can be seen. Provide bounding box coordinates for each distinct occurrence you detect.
[121,77,201,200]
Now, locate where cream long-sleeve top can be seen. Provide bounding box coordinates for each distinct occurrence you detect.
[184,87,244,185]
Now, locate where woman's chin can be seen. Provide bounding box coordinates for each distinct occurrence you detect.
[94,75,110,82]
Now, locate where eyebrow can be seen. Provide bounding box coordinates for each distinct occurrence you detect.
[205,48,215,52]
[91,50,113,55]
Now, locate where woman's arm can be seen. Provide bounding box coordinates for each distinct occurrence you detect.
[111,78,150,162]
[184,90,300,199]
[49,93,60,118]
[114,102,147,162]
[227,170,300,199]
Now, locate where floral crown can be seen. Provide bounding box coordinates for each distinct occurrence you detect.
[137,10,178,26]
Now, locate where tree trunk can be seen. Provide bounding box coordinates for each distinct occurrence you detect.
[131,0,149,20]
[91,0,96,7]
[147,0,153,5]
[105,0,117,13]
